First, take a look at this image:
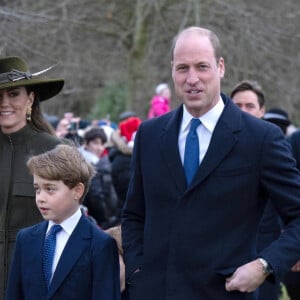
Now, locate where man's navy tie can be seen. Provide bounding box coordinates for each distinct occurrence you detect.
[184,118,201,185]
[43,224,62,288]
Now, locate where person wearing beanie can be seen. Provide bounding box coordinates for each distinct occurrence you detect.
[263,108,291,135]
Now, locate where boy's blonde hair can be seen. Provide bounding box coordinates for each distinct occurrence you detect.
[27,144,95,202]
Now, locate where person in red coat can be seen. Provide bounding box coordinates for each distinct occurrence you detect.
[148,83,171,119]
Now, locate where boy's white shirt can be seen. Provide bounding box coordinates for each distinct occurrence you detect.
[46,208,82,279]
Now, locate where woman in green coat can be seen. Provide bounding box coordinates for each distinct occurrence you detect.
[0,56,64,299]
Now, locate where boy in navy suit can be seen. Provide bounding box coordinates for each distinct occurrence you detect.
[6,144,121,300]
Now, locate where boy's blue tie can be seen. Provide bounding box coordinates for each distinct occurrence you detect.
[184,118,201,185]
[43,224,62,288]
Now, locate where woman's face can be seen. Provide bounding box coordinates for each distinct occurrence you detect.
[0,86,34,134]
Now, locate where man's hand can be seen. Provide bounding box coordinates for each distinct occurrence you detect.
[225,259,267,293]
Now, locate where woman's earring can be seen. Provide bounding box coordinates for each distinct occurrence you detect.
[26,107,32,121]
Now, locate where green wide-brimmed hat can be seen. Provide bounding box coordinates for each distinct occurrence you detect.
[0,56,64,101]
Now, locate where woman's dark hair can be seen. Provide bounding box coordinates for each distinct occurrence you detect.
[26,86,56,135]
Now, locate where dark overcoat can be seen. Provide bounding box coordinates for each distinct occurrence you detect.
[122,94,300,300]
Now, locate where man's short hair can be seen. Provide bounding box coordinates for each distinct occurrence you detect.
[171,26,222,64]
[230,80,265,108]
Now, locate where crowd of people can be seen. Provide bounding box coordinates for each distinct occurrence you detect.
[48,110,142,230]
[1,26,300,300]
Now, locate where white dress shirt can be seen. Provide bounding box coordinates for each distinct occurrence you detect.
[46,208,82,280]
[178,97,225,165]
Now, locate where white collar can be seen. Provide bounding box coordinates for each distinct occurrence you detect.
[182,96,224,133]
[47,207,82,236]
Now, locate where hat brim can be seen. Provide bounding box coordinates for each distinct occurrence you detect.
[264,118,291,126]
[0,78,64,101]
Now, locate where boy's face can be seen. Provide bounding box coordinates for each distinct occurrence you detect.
[33,175,84,224]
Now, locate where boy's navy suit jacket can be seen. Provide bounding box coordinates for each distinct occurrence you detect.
[6,214,121,300]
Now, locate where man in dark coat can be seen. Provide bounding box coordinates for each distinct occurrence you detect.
[122,26,300,300]
[231,82,285,300]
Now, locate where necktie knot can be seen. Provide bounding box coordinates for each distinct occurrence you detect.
[190,118,201,132]
[48,224,62,236]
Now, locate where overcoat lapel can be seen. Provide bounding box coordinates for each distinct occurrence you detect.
[190,97,242,189]
[159,106,187,194]
[47,216,91,299]
[192,118,237,186]
[29,222,48,291]
[159,96,242,193]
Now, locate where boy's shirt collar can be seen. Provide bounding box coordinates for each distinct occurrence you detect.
[47,208,82,236]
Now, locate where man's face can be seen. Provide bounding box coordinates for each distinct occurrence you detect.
[171,31,225,117]
[232,90,265,118]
